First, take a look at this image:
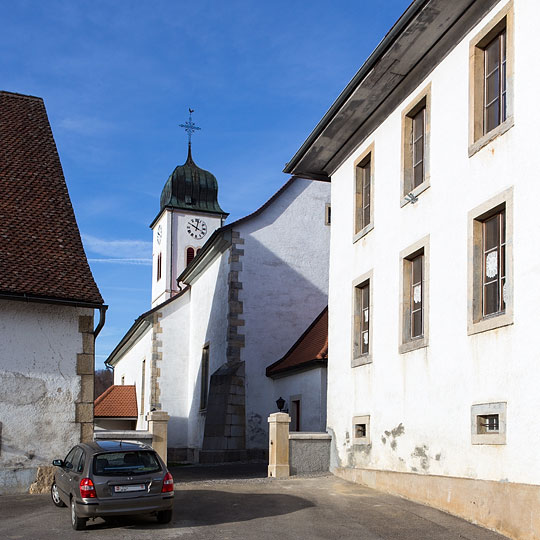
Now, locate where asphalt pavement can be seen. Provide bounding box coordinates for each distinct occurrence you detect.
[0,464,509,539]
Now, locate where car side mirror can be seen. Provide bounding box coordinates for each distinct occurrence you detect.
[52,459,63,467]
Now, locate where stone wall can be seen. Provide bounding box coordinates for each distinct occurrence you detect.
[289,432,331,475]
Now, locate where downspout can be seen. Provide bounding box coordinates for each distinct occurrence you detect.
[93,305,108,338]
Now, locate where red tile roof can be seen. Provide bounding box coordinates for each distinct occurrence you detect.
[0,91,103,306]
[266,307,328,378]
[94,385,138,418]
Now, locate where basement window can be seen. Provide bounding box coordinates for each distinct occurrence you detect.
[471,402,506,445]
[352,415,370,445]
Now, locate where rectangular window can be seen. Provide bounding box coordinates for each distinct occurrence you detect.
[352,415,370,444]
[482,211,506,317]
[471,402,506,445]
[353,144,374,240]
[157,253,162,281]
[468,2,514,156]
[325,203,331,226]
[200,345,209,410]
[401,85,430,205]
[352,270,373,367]
[484,30,507,135]
[354,282,370,357]
[400,237,429,354]
[412,107,425,189]
[410,253,424,339]
[355,157,371,233]
[468,189,512,335]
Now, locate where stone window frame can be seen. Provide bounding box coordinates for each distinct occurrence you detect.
[467,187,513,335]
[352,415,370,445]
[351,269,373,367]
[325,203,331,226]
[199,342,210,412]
[400,83,431,207]
[471,402,507,445]
[468,1,514,157]
[353,143,375,242]
[399,236,430,354]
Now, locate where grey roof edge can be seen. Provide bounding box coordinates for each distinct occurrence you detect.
[283,0,428,174]
[106,286,190,367]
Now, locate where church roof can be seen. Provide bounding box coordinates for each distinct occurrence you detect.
[94,385,138,418]
[157,144,227,219]
[266,307,328,378]
[0,91,103,307]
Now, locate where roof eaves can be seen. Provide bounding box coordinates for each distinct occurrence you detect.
[283,0,429,174]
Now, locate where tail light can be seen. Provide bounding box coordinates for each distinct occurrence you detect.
[80,478,96,498]
[161,472,174,493]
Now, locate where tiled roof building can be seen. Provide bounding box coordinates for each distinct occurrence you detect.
[0,91,103,306]
[94,385,138,418]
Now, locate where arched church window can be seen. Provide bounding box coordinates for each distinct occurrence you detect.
[157,253,162,281]
[186,247,195,266]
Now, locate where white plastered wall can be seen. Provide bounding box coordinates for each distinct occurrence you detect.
[0,300,91,493]
[186,252,230,449]
[241,178,330,448]
[328,0,540,485]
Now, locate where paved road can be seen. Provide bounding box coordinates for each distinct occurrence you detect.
[0,464,508,539]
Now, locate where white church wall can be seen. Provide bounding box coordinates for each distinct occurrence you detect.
[170,210,223,290]
[151,211,170,307]
[157,290,191,448]
[186,251,230,450]
[240,178,330,449]
[271,368,327,432]
[0,300,92,493]
[112,325,152,430]
[328,0,540,487]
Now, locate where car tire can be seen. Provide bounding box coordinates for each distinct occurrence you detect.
[70,498,86,530]
[51,482,66,507]
[156,509,173,524]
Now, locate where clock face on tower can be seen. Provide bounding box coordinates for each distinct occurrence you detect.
[156,224,162,245]
[186,217,207,239]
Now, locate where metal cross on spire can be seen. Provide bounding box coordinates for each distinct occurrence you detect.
[179,108,201,146]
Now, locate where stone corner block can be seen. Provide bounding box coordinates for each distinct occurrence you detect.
[78,315,94,334]
[76,403,94,424]
[77,353,94,375]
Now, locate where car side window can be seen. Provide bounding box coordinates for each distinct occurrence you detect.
[63,448,77,469]
[76,451,85,473]
[70,448,83,473]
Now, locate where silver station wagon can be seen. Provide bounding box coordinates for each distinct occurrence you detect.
[51,440,174,530]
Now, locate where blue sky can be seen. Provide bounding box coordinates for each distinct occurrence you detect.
[2,0,411,366]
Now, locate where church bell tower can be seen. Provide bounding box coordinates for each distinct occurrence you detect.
[150,110,228,307]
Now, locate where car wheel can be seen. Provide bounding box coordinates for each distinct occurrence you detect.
[50,482,66,507]
[70,498,86,530]
[156,509,172,524]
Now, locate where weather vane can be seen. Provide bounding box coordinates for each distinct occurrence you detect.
[179,108,201,146]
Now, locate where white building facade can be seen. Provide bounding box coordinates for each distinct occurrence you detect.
[0,91,105,494]
[284,1,539,538]
[108,149,330,462]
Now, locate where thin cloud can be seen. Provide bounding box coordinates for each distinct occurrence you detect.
[58,115,115,136]
[88,258,152,266]
[82,233,152,259]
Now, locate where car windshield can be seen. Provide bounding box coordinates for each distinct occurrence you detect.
[93,451,162,476]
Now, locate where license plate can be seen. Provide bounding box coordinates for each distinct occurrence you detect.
[114,484,146,493]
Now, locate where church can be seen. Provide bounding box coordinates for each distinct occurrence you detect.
[107,116,330,462]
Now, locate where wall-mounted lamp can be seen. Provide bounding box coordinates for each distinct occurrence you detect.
[276,397,285,412]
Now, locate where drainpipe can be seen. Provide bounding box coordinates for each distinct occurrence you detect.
[93,305,108,338]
